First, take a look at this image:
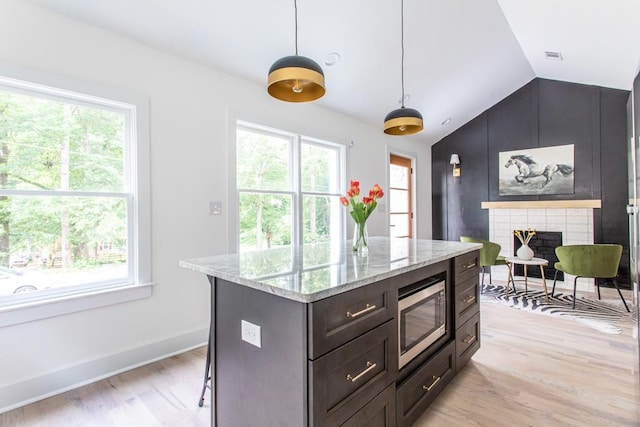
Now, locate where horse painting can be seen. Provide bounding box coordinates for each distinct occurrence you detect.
[504,154,573,187]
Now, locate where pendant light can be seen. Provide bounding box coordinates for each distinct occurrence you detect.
[267,0,325,102]
[384,0,423,135]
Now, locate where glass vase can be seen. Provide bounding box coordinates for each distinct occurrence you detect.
[352,222,369,253]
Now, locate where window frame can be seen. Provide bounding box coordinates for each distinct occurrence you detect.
[0,62,151,327]
[232,120,346,253]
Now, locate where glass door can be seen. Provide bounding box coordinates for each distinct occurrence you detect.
[389,154,414,238]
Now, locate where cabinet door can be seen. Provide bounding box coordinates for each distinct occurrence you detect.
[454,251,479,285]
[309,279,395,359]
[454,276,479,327]
[311,320,397,426]
[341,384,396,427]
[455,312,481,373]
[396,341,455,427]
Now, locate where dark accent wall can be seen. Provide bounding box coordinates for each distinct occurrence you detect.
[432,78,631,285]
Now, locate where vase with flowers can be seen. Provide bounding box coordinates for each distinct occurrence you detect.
[340,180,384,253]
[514,228,536,260]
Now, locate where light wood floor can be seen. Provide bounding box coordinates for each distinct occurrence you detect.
[1,285,638,427]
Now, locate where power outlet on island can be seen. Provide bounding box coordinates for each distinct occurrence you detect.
[241,320,261,348]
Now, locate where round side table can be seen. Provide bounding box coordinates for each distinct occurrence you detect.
[504,256,550,303]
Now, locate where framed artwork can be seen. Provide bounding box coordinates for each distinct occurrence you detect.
[499,144,574,195]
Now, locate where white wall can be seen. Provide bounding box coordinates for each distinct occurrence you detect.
[0,0,432,411]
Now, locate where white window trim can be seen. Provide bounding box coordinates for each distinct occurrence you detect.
[0,62,152,327]
[231,119,346,253]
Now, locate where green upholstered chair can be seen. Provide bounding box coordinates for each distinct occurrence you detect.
[552,244,629,312]
[460,236,511,292]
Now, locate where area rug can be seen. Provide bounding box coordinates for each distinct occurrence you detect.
[480,284,635,334]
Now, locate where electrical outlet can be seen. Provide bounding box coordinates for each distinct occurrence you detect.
[241,320,261,348]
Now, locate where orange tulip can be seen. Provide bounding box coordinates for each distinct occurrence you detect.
[340,180,384,227]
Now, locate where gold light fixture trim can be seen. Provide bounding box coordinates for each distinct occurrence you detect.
[267,0,325,103]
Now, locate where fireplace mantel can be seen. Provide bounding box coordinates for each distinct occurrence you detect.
[481,200,601,209]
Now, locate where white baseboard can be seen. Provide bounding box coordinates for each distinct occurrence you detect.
[0,327,208,414]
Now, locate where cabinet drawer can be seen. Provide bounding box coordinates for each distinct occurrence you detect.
[339,383,396,427]
[309,279,394,359]
[454,251,479,285]
[454,277,479,327]
[455,312,481,373]
[396,340,455,427]
[310,320,398,426]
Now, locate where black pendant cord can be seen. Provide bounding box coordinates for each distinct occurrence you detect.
[294,0,299,56]
[400,0,405,108]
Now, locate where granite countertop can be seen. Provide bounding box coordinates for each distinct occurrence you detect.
[180,237,481,303]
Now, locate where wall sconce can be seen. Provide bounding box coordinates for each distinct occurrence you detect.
[450,154,461,177]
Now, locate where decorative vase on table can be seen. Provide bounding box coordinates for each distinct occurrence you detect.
[340,180,384,254]
[352,222,369,253]
[517,244,534,260]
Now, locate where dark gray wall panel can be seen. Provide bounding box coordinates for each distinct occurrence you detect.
[600,88,631,276]
[538,79,600,199]
[488,80,537,201]
[431,78,632,286]
[443,115,489,241]
[431,142,448,240]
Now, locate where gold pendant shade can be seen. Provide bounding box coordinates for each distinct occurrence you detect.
[383,107,424,135]
[267,55,326,102]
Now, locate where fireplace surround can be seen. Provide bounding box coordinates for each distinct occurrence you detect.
[486,203,596,292]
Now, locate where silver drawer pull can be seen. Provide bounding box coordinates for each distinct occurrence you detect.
[346,303,376,318]
[462,261,476,270]
[462,295,476,304]
[463,334,477,345]
[346,361,377,383]
[422,375,441,392]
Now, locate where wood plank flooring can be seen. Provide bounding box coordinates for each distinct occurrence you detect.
[1,285,638,426]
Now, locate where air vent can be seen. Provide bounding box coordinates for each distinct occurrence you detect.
[544,51,563,60]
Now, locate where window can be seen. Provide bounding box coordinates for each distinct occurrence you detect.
[0,69,150,325]
[235,121,345,252]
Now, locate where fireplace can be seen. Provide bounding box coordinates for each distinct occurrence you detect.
[487,204,596,291]
[513,230,563,280]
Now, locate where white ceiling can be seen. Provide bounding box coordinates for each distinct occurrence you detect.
[22,0,640,145]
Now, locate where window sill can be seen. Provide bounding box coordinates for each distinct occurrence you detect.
[0,283,154,327]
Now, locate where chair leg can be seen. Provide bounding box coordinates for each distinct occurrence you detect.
[198,332,212,407]
[552,269,559,297]
[481,266,485,292]
[572,276,579,309]
[612,280,630,312]
[489,267,492,284]
[596,279,601,300]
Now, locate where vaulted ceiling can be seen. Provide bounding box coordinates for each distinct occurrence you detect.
[23,0,640,145]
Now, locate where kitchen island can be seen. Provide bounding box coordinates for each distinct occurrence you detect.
[180,237,481,426]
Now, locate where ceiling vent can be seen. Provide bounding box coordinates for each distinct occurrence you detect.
[544,51,563,60]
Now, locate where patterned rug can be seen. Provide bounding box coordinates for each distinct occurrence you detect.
[480,284,636,334]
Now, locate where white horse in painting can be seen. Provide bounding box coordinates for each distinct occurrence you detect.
[504,155,573,187]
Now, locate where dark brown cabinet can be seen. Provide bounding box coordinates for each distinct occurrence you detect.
[453,251,481,373]
[210,249,480,427]
[311,320,397,426]
[396,341,455,426]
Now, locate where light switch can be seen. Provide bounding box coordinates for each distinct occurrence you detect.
[209,201,222,215]
[241,320,261,348]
